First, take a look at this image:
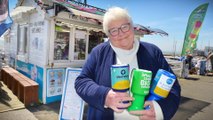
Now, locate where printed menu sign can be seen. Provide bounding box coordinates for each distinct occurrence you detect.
[59,68,84,120]
[47,69,65,97]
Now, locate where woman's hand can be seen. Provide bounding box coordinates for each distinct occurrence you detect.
[129,101,156,120]
[105,89,133,113]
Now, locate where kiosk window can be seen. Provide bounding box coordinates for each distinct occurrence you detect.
[88,31,105,54]
[54,24,70,60]
[17,25,28,55]
[74,29,87,60]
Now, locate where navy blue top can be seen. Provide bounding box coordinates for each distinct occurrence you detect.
[75,41,181,120]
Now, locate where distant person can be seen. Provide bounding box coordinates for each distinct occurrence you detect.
[207,51,213,72]
[199,57,207,75]
[186,54,193,71]
[75,7,181,120]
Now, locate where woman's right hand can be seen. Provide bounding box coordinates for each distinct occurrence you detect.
[104,89,133,113]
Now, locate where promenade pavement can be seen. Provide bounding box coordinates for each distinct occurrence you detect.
[0,74,213,120]
[179,75,213,120]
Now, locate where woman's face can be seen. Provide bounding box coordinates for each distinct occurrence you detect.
[108,18,134,50]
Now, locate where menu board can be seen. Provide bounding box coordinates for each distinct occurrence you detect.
[47,69,65,97]
[59,68,84,120]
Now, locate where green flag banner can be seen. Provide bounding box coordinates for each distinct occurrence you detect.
[181,3,209,56]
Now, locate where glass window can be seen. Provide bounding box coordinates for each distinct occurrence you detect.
[74,29,87,60]
[54,22,70,60]
[88,31,105,54]
[18,25,28,55]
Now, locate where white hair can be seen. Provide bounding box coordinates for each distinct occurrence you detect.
[103,7,133,36]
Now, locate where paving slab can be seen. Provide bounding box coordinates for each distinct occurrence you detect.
[0,81,25,113]
[0,74,213,120]
[0,109,37,120]
[177,75,213,120]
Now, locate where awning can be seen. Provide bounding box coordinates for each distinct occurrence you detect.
[53,0,104,22]
[10,6,36,21]
[66,7,103,21]
[52,0,168,36]
[134,24,168,36]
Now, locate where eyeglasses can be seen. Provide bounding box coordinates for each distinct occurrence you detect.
[108,23,131,36]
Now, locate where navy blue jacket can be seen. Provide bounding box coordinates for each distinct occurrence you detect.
[75,41,181,120]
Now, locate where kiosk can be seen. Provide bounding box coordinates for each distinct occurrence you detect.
[4,0,168,104]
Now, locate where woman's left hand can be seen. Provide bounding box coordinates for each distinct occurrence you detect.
[129,101,156,120]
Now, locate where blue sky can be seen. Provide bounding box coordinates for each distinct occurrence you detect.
[8,0,213,54]
[87,0,213,54]
[8,0,17,11]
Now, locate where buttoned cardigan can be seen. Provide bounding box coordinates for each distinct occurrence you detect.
[75,41,181,120]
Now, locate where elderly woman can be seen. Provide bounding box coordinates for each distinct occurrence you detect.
[75,7,181,120]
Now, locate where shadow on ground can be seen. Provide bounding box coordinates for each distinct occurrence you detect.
[27,101,61,113]
[27,101,61,120]
[184,77,200,81]
[172,96,210,120]
[0,88,12,107]
[0,82,12,107]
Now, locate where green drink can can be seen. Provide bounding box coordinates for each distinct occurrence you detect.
[128,68,152,111]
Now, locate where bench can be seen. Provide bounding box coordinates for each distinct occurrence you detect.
[0,66,39,106]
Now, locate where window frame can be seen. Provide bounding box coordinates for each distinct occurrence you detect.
[72,28,88,61]
[17,24,29,62]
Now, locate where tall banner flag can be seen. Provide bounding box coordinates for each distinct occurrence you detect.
[0,0,13,36]
[181,3,209,56]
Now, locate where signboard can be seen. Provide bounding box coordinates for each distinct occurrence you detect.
[181,3,209,56]
[47,69,65,97]
[59,68,84,120]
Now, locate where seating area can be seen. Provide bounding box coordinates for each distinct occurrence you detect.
[0,66,38,106]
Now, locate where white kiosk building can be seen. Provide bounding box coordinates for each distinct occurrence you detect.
[4,0,168,104]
